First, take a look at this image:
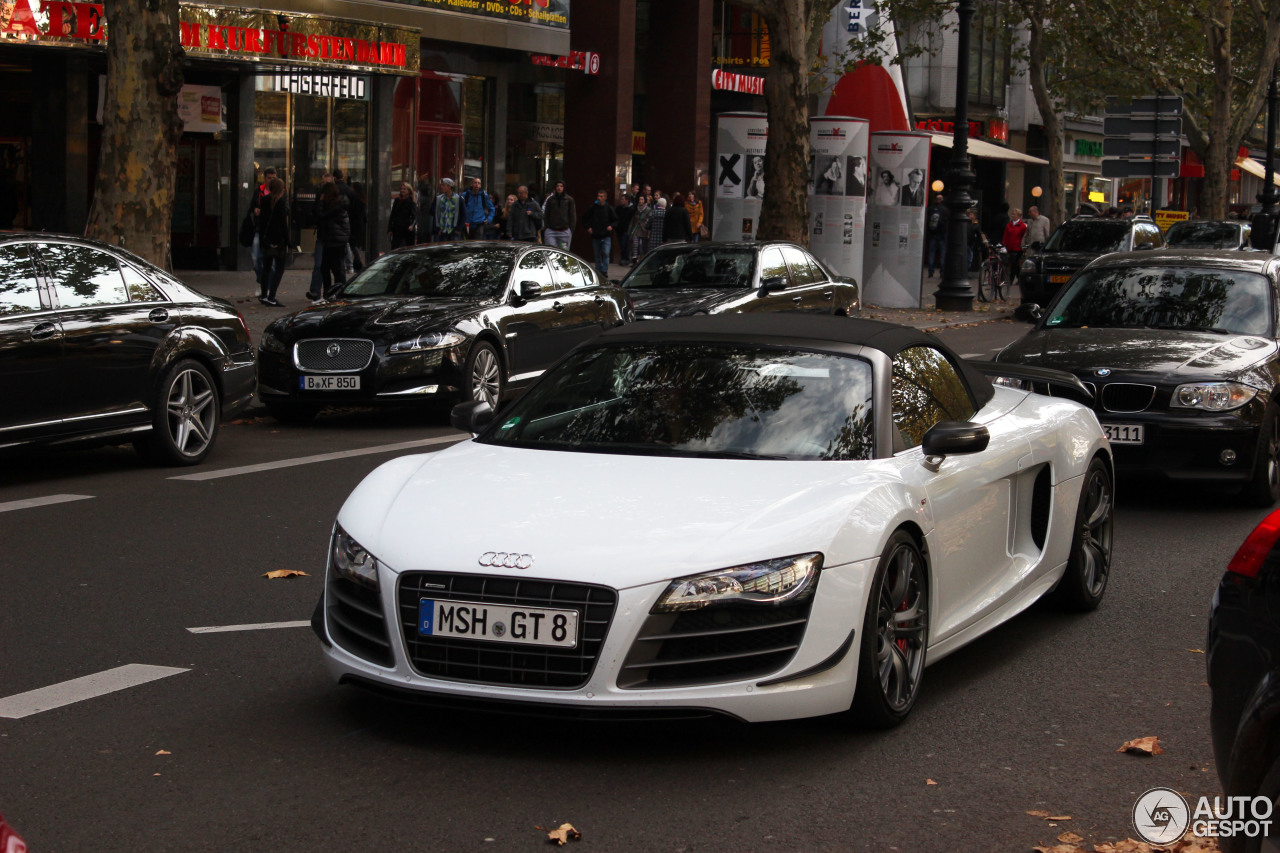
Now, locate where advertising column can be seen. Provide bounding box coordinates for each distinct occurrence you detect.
[713,112,768,242]
[863,131,931,307]
[809,116,869,287]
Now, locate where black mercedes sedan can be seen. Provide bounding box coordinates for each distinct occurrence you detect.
[620,241,860,320]
[997,250,1280,504]
[257,242,630,421]
[1208,508,1280,853]
[0,232,256,465]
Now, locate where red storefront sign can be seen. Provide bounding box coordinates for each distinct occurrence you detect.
[986,118,1009,143]
[712,68,765,96]
[531,51,600,74]
[915,118,983,138]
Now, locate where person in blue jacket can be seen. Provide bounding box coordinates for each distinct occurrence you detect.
[461,177,495,240]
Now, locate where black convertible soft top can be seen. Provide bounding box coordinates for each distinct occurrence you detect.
[599,314,996,409]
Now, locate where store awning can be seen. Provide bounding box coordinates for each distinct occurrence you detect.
[929,132,1050,166]
[1236,157,1280,186]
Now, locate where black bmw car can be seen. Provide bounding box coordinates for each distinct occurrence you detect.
[621,241,860,320]
[257,242,630,421]
[997,250,1280,504]
[0,232,255,464]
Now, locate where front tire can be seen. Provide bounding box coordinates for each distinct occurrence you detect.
[852,529,929,728]
[137,359,220,466]
[464,341,504,407]
[1050,455,1114,611]
[1243,403,1280,507]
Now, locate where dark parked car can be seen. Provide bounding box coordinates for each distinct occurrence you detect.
[997,250,1280,504]
[1208,508,1280,852]
[1018,215,1164,306]
[1165,219,1252,250]
[257,242,630,421]
[0,233,255,465]
[621,241,860,320]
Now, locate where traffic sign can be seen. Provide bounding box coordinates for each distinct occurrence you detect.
[1103,137,1181,158]
[1102,158,1181,178]
[1103,116,1182,137]
[1105,95,1184,116]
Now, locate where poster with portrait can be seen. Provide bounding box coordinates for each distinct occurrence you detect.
[808,117,869,285]
[864,131,931,307]
[712,112,767,242]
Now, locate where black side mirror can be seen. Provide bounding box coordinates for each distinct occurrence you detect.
[921,420,990,470]
[451,400,495,434]
[1013,303,1044,323]
[759,275,787,295]
[510,280,542,305]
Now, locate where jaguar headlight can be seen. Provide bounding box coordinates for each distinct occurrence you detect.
[330,524,378,588]
[651,553,822,613]
[260,328,287,354]
[389,330,466,354]
[1170,382,1258,412]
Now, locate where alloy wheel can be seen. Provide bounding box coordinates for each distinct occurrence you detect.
[471,347,501,406]
[166,367,216,458]
[1076,466,1114,598]
[875,542,928,712]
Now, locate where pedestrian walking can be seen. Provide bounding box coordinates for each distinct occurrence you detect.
[628,195,652,263]
[434,179,461,241]
[311,183,351,301]
[506,185,544,243]
[308,171,337,297]
[967,209,989,271]
[583,189,618,277]
[614,192,635,264]
[925,194,948,277]
[249,167,276,282]
[496,193,516,240]
[333,169,358,273]
[1002,207,1028,286]
[462,176,495,240]
[648,197,667,252]
[348,181,368,273]
[542,180,576,248]
[1025,205,1051,249]
[255,177,289,307]
[484,192,504,239]
[663,193,693,244]
[687,189,706,242]
[388,182,417,248]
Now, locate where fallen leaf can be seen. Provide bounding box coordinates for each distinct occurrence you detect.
[263,569,309,579]
[926,779,937,785]
[1048,815,1073,821]
[1033,846,1081,853]
[1187,649,1204,654]
[1117,736,1164,756]
[534,823,581,846]
[1059,832,1085,844]
[155,749,171,755]
[1027,810,1052,818]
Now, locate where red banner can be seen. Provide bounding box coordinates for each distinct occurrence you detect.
[712,68,765,96]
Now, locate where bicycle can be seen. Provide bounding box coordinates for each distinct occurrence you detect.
[978,244,1007,302]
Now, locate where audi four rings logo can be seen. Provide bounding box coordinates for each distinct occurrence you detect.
[326,343,341,358]
[479,552,534,569]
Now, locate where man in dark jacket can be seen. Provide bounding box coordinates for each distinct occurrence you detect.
[924,194,948,277]
[507,185,544,243]
[333,169,358,273]
[614,191,635,265]
[542,181,576,249]
[583,189,618,277]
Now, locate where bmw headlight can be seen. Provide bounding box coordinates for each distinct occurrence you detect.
[260,327,287,354]
[389,330,466,354]
[651,553,822,613]
[1170,382,1258,412]
[330,524,378,588]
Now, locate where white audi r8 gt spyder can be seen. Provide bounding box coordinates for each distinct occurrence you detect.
[312,315,1113,725]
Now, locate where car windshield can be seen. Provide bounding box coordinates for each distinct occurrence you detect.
[341,247,515,299]
[481,343,875,461]
[1165,221,1244,249]
[1045,266,1273,335]
[624,247,756,290]
[1044,221,1131,253]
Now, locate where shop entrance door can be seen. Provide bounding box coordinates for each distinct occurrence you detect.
[171,137,229,269]
[416,125,462,189]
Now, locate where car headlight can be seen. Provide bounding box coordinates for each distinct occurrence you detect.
[260,328,287,354]
[330,524,378,588]
[1020,259,1037,273]
[992,375,1033,391]
[1170,382,1258,412]
[389,330,466,354]
[651,553,822,613]
[636,313,664,321]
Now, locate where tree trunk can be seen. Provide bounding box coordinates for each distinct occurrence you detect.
[85,0,184,269]
[1201,0,1234,220]
[1025,5,1065,228]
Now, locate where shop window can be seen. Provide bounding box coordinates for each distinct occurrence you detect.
[392,76,416,189]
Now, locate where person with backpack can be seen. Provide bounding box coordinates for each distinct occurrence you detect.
[925,194,948,278]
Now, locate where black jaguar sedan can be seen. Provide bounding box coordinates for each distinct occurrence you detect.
[621,241,860,320]
[0,232,256,465]
[257,242,630,421]
[997,250,1280,504]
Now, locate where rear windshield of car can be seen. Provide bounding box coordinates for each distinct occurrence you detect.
[1046,266,1274,336]
[624,247,756,290]
[1165,221,1244,249]
[1044,221,1131,253]
[480,343,875,461]
[343,247,515,299]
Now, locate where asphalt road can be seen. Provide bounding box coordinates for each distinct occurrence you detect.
[0,319,1263,852]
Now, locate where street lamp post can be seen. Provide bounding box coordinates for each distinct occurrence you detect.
[1252,62,1279,251]
[935,0,977,311]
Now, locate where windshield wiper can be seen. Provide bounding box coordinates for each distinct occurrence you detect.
[694,450,790,460]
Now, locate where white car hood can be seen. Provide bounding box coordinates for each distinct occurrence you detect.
[340,441,887,590]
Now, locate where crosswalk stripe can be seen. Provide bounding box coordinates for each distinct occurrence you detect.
[0,494,94,514]
[187,620,311,634]
[0,664,189,719]
[168,434,467,481]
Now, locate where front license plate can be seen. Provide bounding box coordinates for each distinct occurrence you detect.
[1049,274,1071,284]
[300,375,360,390]
[1103,423,1144,445]
[418,599,579,649]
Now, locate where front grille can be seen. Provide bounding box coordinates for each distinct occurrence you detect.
[326,574,393,667]
[619,596,815,689]
[1101,383,1156,413]
[398,573,617,689]
[295,338,374,372]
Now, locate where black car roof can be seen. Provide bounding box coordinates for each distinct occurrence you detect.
[598,314,996,408]
[1085,248,1280,275]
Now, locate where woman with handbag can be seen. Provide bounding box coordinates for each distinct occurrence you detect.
[256,177,290,307]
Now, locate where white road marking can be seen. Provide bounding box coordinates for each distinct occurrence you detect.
[0,664,189,719]
[169,434,467,481]
[0,494,94,514]
[187,620,311,634]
